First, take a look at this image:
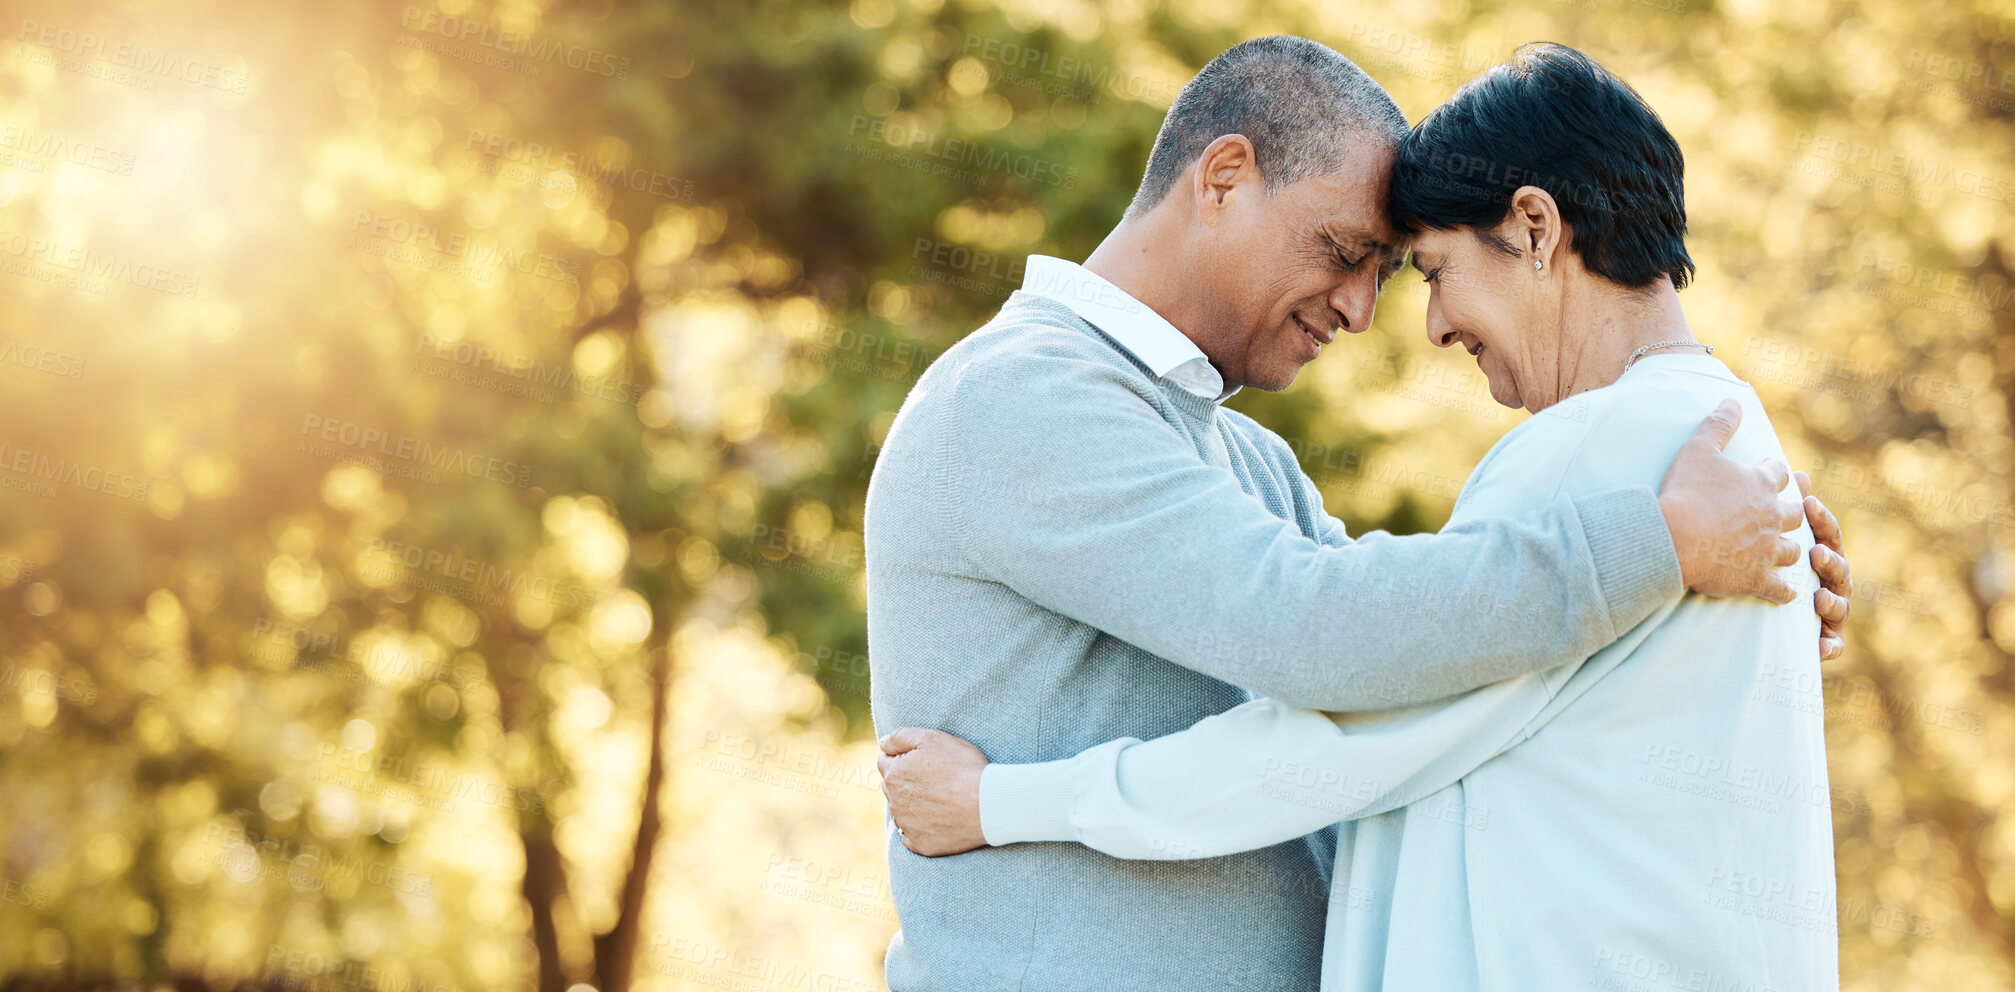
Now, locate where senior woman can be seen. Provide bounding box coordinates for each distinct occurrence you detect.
[879,42,1839,992]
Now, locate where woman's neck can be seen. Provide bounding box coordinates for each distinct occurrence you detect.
[1551,277,1701,406]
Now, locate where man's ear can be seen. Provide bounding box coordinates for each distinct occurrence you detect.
[1192,134,1259,226]
[1506,185,1564,267]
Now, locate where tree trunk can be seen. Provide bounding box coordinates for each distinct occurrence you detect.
[497,659,572,992]
[519,826,572,992]
[591,643,673,992]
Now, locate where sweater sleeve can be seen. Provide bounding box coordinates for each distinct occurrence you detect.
[936,355,1681,711]
[979,679,1554,856]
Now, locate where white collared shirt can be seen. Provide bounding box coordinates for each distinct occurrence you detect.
[1018,254,1237,402]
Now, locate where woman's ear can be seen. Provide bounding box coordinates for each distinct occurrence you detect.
[1507,185,1563,270]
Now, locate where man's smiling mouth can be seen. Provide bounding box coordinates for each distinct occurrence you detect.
[1293,314,1332,354]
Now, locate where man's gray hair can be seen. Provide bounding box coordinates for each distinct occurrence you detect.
[1127,35,1407,218]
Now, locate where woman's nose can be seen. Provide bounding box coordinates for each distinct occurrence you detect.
[1425,303,1457,349]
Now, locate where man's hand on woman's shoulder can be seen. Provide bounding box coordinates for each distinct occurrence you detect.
[1657,400,1807,602]
[1655,400,1852,660]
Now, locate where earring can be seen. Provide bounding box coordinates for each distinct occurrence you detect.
[1533,259,1543,271]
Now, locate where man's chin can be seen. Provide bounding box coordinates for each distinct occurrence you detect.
[1250,365,1301,392]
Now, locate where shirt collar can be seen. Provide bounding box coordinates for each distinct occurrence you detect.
[1019,254,1237,402]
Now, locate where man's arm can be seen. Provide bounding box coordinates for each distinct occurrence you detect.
[942,357,1804,711]
[1292,451,1849,660]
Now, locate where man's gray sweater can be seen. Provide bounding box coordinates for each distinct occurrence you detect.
[865,292,1681,991]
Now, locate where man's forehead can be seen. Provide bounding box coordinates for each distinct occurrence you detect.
[1317,217,1403,260]
[1300,181,1397,245]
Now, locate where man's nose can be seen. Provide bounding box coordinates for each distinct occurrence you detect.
[1328,275,1376,335]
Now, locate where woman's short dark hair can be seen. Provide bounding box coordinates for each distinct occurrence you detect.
[1388,42,1695,290]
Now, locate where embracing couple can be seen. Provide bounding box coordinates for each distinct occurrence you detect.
[865,36,1854,992]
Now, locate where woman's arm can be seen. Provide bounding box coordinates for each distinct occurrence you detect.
[879,673,1558,859]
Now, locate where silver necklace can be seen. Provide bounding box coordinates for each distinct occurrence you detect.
[1624,340,1712,371]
